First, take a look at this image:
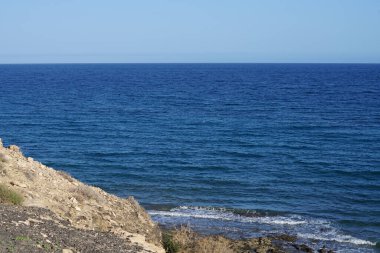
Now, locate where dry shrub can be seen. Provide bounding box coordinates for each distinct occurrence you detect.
[168,225,235,253]
[57,170,74,183]
[172,225,196,248]
[71,185,104,204]
[163,232,180,253]
[195,236,234,253]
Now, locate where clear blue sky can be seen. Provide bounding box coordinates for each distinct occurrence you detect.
[1,0,380,63]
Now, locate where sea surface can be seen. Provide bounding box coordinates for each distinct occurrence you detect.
[0,64,379,252]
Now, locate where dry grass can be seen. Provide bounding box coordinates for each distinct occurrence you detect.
[167,225,235,253]
[195,237,234,253]
[57,170,74,183]
[172,225,195,248]
[71,185,104,204]
[0,184,24,205]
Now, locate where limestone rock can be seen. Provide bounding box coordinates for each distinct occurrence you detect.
[0,139,164,253]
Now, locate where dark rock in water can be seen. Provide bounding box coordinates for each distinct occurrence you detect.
[292,243,314,252]
[274,234,297,242]
[318,246,335,253]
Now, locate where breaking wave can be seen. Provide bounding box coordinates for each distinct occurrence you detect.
[149,206,377,250]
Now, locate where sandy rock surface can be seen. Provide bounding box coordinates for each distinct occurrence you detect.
[0,139,164,253]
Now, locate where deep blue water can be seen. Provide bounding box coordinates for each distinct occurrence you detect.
[0,64,379,252]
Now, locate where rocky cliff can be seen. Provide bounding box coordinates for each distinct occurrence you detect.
[0,139,164,253]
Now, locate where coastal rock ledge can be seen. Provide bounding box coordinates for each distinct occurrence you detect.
[0,139,164,253]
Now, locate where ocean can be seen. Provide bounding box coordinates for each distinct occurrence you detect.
[0,63,379,252]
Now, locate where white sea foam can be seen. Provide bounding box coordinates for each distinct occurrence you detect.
[297,233,376,246]
[150,206,308,225]
[149,206,377,249]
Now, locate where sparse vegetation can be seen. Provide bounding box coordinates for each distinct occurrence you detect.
[172,225,194,248]
[163,232,180,253]
[194,237,234,253]
[0,142,162,251]
[164,226,234,253]
[15,236,30,241]
[71,185,104,204]
[57,170,74,183]
[0,184,24,205]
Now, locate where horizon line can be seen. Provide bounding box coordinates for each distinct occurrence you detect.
[0,62,380,65]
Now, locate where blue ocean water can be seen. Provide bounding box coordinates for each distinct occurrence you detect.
[0,64,379,252]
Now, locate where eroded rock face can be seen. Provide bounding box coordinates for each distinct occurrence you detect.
[0,139,164,253]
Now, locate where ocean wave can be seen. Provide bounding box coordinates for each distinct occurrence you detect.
[150,206,309,225]
[297,233,376,246]
[149,206,377,248]
[150,210,307,226]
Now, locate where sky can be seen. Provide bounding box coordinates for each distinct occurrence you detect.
[0,0,380,63]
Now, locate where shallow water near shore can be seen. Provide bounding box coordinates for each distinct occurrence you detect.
[0,63,379,252]
[149,206,378,252]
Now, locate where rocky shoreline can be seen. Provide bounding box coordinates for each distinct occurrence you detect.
[0,139,334,253]
[160,225,336,253]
